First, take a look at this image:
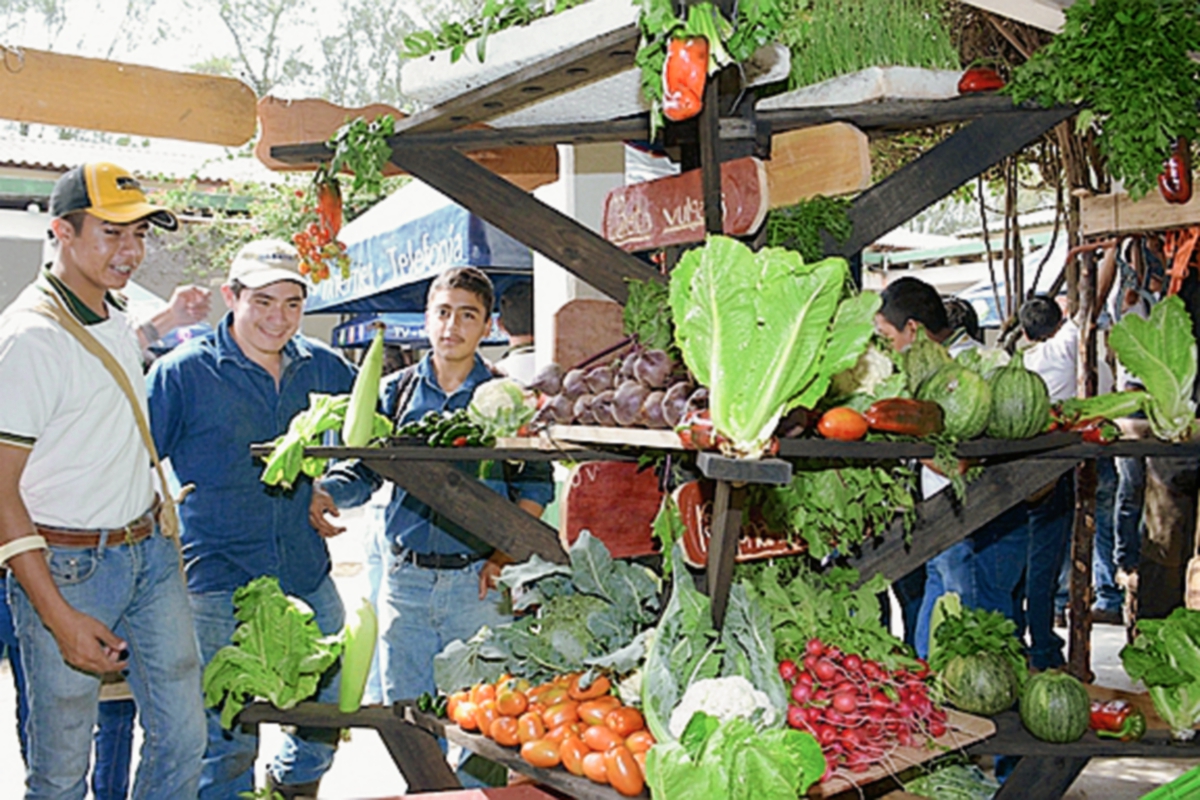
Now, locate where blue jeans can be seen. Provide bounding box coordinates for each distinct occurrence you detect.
[1091,458,1120,612]
[1025,474,1074,670]
[1,573,29,763]
[972,503,1033,621]
[93,699,135,800]
[1114,455,1145,571]
[9,532,206,800]
[914,540,975,659]
[379,556,510,703]
[190,574,344,799]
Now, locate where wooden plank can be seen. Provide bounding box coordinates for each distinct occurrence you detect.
[392,25,641,135]
[362,458,569,564]
[0,46,256,146]
[836,106,1077,257]
[992,756,1091,800]
[1080,188,1200,237]
[812,709,996,798]
[759,95,1052,134]
[387,145,663,304]
[254,97,559,192]
[601,157,768,251]
[845,458,1076,584]
[546,424,685,450]
[697,452,792,484]
[966,710,1196,757]
[766,123,872,207]
[957,0,1066,33]
[1070,249,1099,682]
[699,76,724,235]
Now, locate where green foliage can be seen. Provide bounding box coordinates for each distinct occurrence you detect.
[927,596,1028,688]
[431,532,662,691]
[1006,0,1200,199]
[400,0,586,63]
[624,278,677,355]
[202,577,343,729]
[747,562,920,671]
[328,115,397,199]
[775,0,959,90]
[1121,607,1200,738]
[763,195,852,263]
[751,458,918,561]
[259,393,392,489]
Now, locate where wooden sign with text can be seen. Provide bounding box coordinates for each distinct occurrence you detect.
[602,157,769,251]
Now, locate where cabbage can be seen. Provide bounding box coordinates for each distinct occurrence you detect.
[669,236,879,458]
[467,377,536,438]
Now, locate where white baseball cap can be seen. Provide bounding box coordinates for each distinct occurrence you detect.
[228,239,308,293]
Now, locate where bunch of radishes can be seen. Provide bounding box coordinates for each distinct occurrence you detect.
[529,348,706,429]
[780,638,948,779]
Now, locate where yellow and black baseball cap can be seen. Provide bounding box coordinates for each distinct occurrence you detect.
[50,163,178,231]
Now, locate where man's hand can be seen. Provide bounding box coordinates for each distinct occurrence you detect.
[479,552,512,600]
[309,484,346,538]
[47,606,129,674]
[166,285,212,329]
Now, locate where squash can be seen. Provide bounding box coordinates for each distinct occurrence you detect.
[916,362,992,440]
[985,350,1051,440]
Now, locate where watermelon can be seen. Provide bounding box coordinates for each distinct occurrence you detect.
[940,651,1019,716]
[904,328,952,395]
[1019,670,1091,742]
[985,350,1051,440]
[917,362,992,440]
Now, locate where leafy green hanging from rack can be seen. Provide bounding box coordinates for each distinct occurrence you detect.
[764,195,852,263]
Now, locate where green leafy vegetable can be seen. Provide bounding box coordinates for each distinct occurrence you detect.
[624,278,677,356]
[467,377,536,439]
[1108,294,1197,441]
[752,458,917,560]
[645,713,825,800]
[764,195,852,263]
[202,577,342,729]
[1120,606,1200,739]
[927,593,1028,689]
[669,235,878,458]
[1006,0,1200,200]
[905,757,1001,800]
[259,393,392,489]
[328,115,397,198]
[432,532,661,692]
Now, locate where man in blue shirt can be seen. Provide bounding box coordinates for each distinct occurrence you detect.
[315,267,553,718]
[146,239,356,800]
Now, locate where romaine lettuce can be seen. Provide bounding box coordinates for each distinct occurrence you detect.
[669,236,878,458]
[1109,294,1197,442]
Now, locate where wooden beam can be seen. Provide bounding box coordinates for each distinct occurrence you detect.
[836,105,1077,257]
[1080,188,1200,236]
[759,95,1048,134]
[845,458,1076,584]
[699,77,723,235]
[386,145,664,303]
[992,757,1091,799]
[363,458,568,565]
[0,46,256,146]
[392,24,640,135]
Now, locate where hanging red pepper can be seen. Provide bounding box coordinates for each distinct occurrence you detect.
[957,67,1005,94]
[1158,137,1192,205]
[315,172,343,237]
[1089,700,1147,741]
[662,37,709,122]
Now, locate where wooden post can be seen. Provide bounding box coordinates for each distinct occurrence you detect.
[706,481,744,628]
[1069,249,1098,681]
[698,76,723,235]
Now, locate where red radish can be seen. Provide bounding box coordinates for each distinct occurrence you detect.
[832,693,858,714]
[814,660,838,683]
[791,682,813,704]
[778,659,798,683]
[786,705,807,729]
[806,638,825,657]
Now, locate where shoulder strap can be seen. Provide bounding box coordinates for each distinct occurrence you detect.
[30,290,181,541]
[390,364,422,425]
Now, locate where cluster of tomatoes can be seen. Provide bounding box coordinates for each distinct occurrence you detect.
[292,221,350,285]
[781,638,948,779]
[445,672,652,797]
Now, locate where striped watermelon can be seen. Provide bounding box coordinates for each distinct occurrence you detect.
[1019,670,1090,742]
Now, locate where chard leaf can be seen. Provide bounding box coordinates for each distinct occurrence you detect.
[1109,294,1197,441]
[670,236,861,457]
[790,289,880,411]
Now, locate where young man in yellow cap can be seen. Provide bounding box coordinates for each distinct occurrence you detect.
[147,238,358,800]
[0,162,208,798]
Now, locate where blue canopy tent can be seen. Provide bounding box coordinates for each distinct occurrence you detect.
[304,180,534,316]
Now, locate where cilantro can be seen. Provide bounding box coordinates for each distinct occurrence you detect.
[764,195,852,263]
[624,278,678,356]
[927,601,1028,688]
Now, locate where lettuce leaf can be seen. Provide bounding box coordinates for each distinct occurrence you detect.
[1109,294,1197,442]
[669,235,878,458]
[1120,607,1200,738]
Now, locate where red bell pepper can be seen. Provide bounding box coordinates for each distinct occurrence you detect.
[1089,700,1147,741]
[316,177,343,237]
[662,37,708,122]
[957,67,1005,94]
[1158,137,1192,205]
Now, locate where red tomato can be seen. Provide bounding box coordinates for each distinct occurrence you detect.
[520,738,561,769]
[625,729,655,754]
[517,711,546,744]
[495,689,528,717]
[605,745,645,797]
[453,701,479,731]
[542,700,580,730]
[560,736,589,776]
[545,722,584,745]
[568,673,612,701]
[490,716,520,747]
[817,407,869,441]
[582,724,625,753]
[582,751,609,784]
[578,696,622,726]
[474,699,500,736]
[470,682,496,705]
[604,707,645,737]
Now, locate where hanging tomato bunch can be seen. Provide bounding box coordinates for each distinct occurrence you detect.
[293,166,350,284]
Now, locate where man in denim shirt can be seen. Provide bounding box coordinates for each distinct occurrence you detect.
[146,240,356,800]
[315,267,553,724]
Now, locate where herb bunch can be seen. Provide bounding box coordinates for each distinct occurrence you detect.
[1006,0,1200,199]
[764,195,852,262]
[401,0,587,63]
[928,604,1027,688]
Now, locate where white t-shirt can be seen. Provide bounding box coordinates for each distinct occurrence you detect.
[494,345,537,387]
[0,278,155,529]
[1023,318,1079,403]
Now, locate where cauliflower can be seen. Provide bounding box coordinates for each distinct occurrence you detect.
[831,345,895,399]
[668,675,778,738]
[468,378,537,438]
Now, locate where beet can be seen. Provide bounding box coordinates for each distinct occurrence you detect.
[620,352,640,381]
[661,382,692,428]
[546,393,574,423]
[562,369,588,400]
[633,349,672,389]
[573,394,596,425]
[685,387,709,417]
[584,363,616,394]
[613,381,649,426]
[592,390,616,426]
[643,391,667,428]
[529,363,563,396]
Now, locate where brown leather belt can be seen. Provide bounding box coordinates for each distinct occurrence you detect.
[34,498,161,549]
